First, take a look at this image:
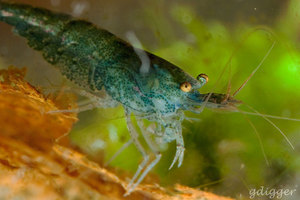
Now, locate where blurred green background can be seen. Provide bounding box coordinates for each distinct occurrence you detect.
[0,0,299,199]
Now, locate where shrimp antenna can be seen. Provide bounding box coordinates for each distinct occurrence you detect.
[232,41,276,97]
[198,47,237,113]
[199,29,271,112]
[198,64,227,113]
[244,104,295,150]
[237,108,270,166]
[196,178,225,189]
[222,62,233,103]
[237,111,300,122]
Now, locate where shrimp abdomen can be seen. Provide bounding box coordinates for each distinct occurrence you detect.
[0,2,139,91]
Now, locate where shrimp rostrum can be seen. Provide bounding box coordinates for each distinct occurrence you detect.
[0,1,293,195]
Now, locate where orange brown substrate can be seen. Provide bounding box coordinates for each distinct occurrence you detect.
[0,67,77,150]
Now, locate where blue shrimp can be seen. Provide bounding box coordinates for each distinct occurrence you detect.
[0,1,294,195]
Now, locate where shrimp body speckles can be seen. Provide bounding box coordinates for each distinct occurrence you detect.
[0,1,252,195]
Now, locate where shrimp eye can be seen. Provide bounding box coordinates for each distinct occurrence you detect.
[180,82,192,92]
[197,73,209,84]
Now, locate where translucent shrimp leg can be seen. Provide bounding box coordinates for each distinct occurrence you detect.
[169,124,185,169]
[47,101,95,113]
[124,111,150,192]
[125,153,162,195]
[47,89,119,113]
[105,139,133,166]
[125,119,162,195]
[136,119,160,153]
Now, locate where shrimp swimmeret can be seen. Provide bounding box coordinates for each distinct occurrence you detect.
[0,1,298,195]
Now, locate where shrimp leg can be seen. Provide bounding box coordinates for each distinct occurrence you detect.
[48,90,119,113]
[124,116,163,195]
[169,125,185,169]
[105,139,133,166]
[125,119,162,195]
[136,119,160,153]
[127,119,161,190]
[126,152,162,195]
[125,111,150,190]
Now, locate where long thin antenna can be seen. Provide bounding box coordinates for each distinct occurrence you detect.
[232,41,276,97]
[199,30,269,112]
[196,178,225,189]
[198,65,227,113]
[245,104,295,150]
[198,53,234,113]
[238,108,270,166]
[238,110,300,122]
[222,62,233,103]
